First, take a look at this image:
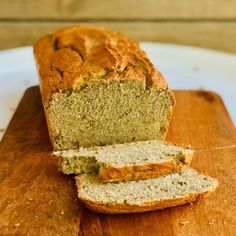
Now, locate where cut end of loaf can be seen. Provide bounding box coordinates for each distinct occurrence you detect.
[75,168,218,214]
[48,80,174,150]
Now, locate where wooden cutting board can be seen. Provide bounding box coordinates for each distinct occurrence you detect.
[0,86,235,236]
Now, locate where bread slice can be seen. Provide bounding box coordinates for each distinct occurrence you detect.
[54,140,193,182]
[34,25,175,150]
[75,168,218,214]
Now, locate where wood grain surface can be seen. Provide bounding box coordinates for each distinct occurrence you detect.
[1,0,236,19]
[0,87,235,236]
[1,1,236,53]
[2,22,236,53]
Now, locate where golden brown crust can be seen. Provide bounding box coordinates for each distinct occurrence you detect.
[33,25,171,105]
[82,193,205,214]
[98,160,189,183]
[75,176,217,214]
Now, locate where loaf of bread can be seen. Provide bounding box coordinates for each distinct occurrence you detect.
[34,25,175,150]
[54,140,193,182]
[75,168,218,214]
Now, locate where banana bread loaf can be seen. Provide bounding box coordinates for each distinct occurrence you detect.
[34,25,175,150]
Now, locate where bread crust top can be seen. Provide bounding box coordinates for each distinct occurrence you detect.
[34,25,169,104]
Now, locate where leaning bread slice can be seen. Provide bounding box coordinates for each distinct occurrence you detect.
[75,168,218,214]
[54,140,193,182]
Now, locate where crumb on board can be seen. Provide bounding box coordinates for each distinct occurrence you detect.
[0,128,5,133]
[14,223,20,227]
[179,220,190,225]
[208,219,215,225]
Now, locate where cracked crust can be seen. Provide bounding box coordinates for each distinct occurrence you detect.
[33,25,172,106]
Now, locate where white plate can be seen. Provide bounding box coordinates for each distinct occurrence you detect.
[0,43,236,140]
